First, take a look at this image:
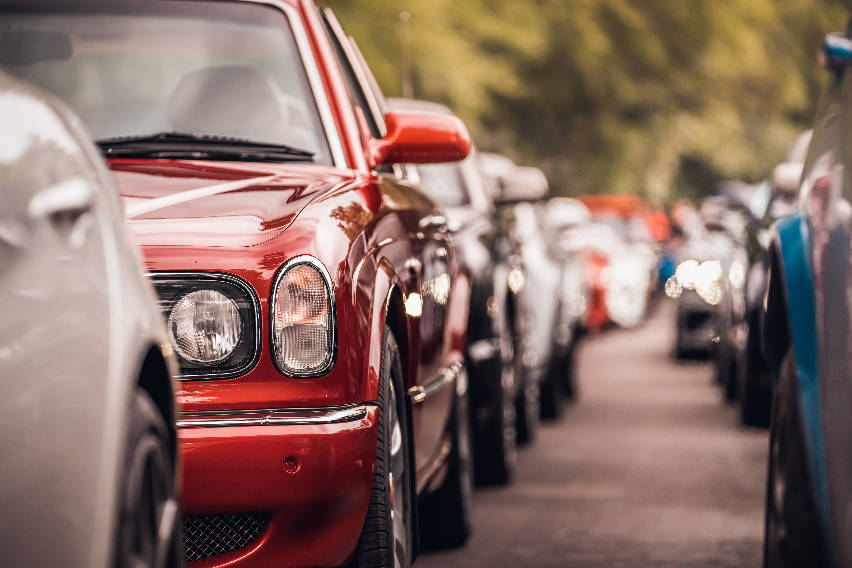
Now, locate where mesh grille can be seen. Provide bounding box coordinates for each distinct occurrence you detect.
[183,512,270,562]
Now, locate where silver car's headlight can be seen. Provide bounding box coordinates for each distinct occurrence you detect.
[271,256,336,377]
[150,273,261,379]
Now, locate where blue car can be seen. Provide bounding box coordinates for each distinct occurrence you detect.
[763,30,852,568]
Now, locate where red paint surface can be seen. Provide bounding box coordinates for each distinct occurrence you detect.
[180,407,378,568]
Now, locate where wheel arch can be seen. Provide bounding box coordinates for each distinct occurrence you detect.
[136,344,178,458]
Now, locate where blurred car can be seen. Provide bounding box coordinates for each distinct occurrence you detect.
[699,196,750,399]
[561,221,650,330]
[479,153,580,434]
[665,213,733,358]
[0,72,181,567]
[761,34,852,568]
[544,197,592,398]
[2,1,477,565]
[387,98,519,487]
[733,131,811,426]
[578,194,659,325]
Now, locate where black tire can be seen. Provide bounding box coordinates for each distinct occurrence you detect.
[741,312,771,427]
[562,339,579,402]
[350,327,413,568]
[419,378,474,550]
[472,367,517,486]
[515,375,540,445]
[740,352,771,427]
[539,363,564,421]
[764,349,827,568]
[116,389,182,568]
[715,335,738,402]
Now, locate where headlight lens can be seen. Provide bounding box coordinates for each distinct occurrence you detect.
[271,257,336,377]
[168,290,242,363]
[668,259,723,305]
[149,273,260,379]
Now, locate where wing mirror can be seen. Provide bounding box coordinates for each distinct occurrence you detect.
[494,166,549,204]
[369,110,471,168]
[772,162,803,196]
[821,32,852,73]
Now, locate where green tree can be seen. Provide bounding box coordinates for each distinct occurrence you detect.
[327,0,846,202]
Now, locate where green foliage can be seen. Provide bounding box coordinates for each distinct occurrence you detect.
[326,0,847,202]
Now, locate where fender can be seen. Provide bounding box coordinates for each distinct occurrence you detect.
[768,212,832,551]
[358,253,421,404]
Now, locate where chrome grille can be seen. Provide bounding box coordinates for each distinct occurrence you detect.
[183,512,270,562]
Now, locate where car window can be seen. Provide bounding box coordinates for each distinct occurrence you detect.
[417,162,470,208]
[321,8,385,139]
[0,0,333,164]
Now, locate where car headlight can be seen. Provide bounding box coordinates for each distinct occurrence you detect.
[150,273,260,379]
[168,290,241,363]
[694,260,723,305]
[672,259,723,305]
[728,259,746,289]
[271,256,336,377]
[675,259,700,289]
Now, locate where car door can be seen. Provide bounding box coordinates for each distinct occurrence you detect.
[800,44,852,566]
[0,82,116,567]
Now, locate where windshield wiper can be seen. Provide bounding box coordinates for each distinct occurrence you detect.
[96,132,314,162]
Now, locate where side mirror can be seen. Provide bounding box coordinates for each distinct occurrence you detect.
[369,110,470,168]
[821,32,852,72]
[494,166,549,204]
[772,162,803,196]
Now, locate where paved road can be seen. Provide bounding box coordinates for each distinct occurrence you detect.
[420,300,769,568]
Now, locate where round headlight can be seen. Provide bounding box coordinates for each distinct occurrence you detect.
[168,289,243,364]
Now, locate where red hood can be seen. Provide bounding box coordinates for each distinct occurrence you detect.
[111,159,355,248]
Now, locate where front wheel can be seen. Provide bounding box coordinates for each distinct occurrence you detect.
[350,327,413,568]
[764,349,827,567]
[116,389,182,568]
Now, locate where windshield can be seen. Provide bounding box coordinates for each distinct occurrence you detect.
[0,1,332,164]
[417,162,470,208]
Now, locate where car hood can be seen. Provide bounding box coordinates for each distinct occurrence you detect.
[110,159,354,248]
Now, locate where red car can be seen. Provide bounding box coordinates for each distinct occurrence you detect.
[1,0,473,566]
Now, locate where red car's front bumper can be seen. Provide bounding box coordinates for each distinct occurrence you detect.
[179,405,379,568]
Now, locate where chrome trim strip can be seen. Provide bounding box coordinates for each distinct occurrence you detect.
[407,361,463,404]
[269,255,337,378]
[177,404,369,428]
[147,271,261,381]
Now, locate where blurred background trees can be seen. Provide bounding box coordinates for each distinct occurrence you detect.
[326,0,845,202]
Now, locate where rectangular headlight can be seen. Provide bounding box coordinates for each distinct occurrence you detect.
[271,256,336,377]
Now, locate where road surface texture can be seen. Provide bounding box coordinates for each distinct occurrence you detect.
[420,300,769,568]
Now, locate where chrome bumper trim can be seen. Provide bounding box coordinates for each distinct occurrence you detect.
[177,404,369,429]
[407,361,463,405]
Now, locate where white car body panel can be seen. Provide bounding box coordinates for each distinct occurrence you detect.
[0,72,174,568]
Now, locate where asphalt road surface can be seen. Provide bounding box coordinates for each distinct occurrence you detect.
[420,299,769,568]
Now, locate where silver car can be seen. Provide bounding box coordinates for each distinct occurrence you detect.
[0,72,181,568]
